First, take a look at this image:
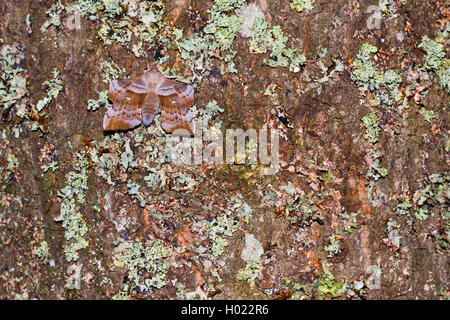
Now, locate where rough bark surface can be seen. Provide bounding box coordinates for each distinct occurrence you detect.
[0,0,448,299]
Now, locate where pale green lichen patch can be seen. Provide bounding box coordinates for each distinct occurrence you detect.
[113,238,174,292]
[179,0,245,79]
[55,152,90,262]
[6,153,19,172]
[87,90,110,111]
[236,2,265,38]
[0,43,28,117]
[231,193,253,223]
[33,68,64,113]
[34,240,50,261]
[365,149,388,181]
[42,157,59,173]
[412,172,449,221]
[378,0,397,16]
[315,262,348,299]
[351,43,403,109]
[290,0,315,13]
[237,260,261,284]
[418,36,450,93]
[241,233,263,263]
[100,59,125,84]
[361,112,381,144]
[324,232,342,257]
[42,0,167,58]
[386,219,402,248]
[418,108,437,124]
[249,17,306,72]
[111,284,131,300]
[394,172,448,226]
[190,100,225,130]
[40,0,65,31]
[394,190,413,216]
[266,182,321,226]
[207,212,238,258]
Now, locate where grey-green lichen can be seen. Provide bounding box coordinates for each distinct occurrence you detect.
[179,0,245,79]
[315,262,348,299]
[113,238,174,292]
[6,153,18,172]
[418,36,450,93]
[386,219,402,248]
[361,112,381,144]
[365,149,388,181]
[351,43,403,109]
[190,100,225,131]
[34,240,50,261]
[34,68,64,113]
[87,90,110,111]
[100,59,125,84]
[395,191,413,216]
[268,182,321,226]
[236,260,261,284]
[378,0,397,16]
[40,0,65,31]
[207,212,238,258]
[394,172,448,227]
[42,160,59,173]
[0,43,28,117]
[412,172,449,222]
[249,17,306,72]
[55,152,90,262]
[324,232,341,257]
[418,107,437,124]
[111,284,131,300]
[42,0,167,57]
[290,0,315,12]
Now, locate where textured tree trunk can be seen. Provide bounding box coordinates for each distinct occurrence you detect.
[0,0,448,299]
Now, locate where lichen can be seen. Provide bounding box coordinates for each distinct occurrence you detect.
[418,108,437,124]
[207,212,238,258]
[42,0,167,58]
[54,152,90,262]
[361,112,381,144]
[351,43,403,109]
[268,182,321,226]
[0,43,28,118]
[249,17,306,72]
[236,3,265,38]
[179,0,245,79]
[365,149,388,181]
[113,238,174,292]
[236,260,261,284]
[87,90,110,111]
[34,240,50,261]
[412,172,449,222]
[290,0,315,12]
[324,232,341,257]
[418,36,450,93]
[40,0,65,31]
[100,59,125,84]
[34,68,64,113]
[315,262,348,299]
[241,233,263,263]
[386,219,402,248]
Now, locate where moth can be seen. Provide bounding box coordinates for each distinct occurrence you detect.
[103,65,195,135]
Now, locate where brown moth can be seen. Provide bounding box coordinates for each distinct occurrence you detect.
[103,65,195,135]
